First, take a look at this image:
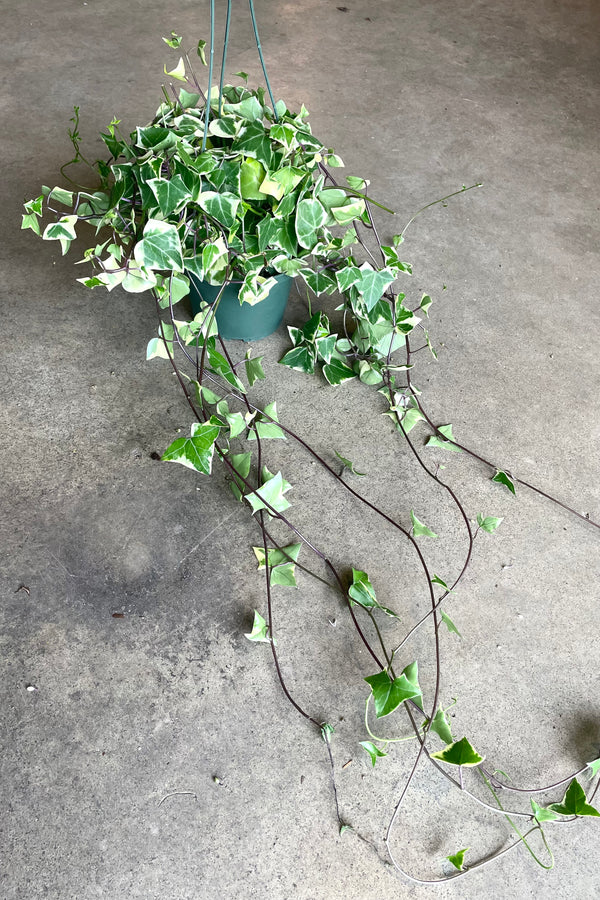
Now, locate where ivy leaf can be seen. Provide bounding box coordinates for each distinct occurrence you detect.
[446,848,469,871]
[42,215,78,254]
[247,402,286,441]
[197,191,241,230]
[410,510,438,538]
[364,663,421,718]
[348,569,398,618]
[245,610,271,642]
[279,345,315,374]
[420,294,433,316]
[476,514,503,534]
[399,407,425,433]
[429,707,454,744]
[355,263,395,312]
[164,56,187,81]
[548,778,600,817]
[146,337,170,360]
[295,198,327,250]
[229,451,252,502]
[334,451,366,477]
[322,358,356,386]
[161,422,221,475]
[320,722,335,743]
[253,543,302,588]
[430,737,485,768]
[530,799,560,822]
[162,31,182,48]
[586,758,600,779]
[431,575,449,590]
[22,212,41,235]
[426,424,461,452]
[240,157,267,200]
[360,741,388,767]
[440,610,462,637]
[245,352,266,387]
[492,469,516,495]
[197,39,207,65]
[134,219,183,273]
[245,471,291,516]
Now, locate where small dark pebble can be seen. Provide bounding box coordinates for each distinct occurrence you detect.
[150,451,161,460]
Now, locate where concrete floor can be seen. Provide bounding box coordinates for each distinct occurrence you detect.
[2,0,600,897]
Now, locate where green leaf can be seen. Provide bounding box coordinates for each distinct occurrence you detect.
[161,422,221,474]
[48,186,74,206]
[446,848,469,872]
[323,358,356,386]
[410,510,438,538]
[229,451,252,502]
[197,191,241,230]
[429,707,454,744]
[245,471,291,516]
[240,157,268,200]
[426,434,461,453]
[420,294,433,316]
[279,345,315,374]
[245,610,271,642]
[586,758,600,779]
[431,575,449,590]
[320,722,335,743]
[315,334,337,364]
[164,57,187,81]
[339,824,353,837]
[426,424,461,452]
[22,212,41,235]
[334,451,366,477]
[399,407,425,433]
[245,352,266,387]
[223,410,246,439]
[147,174,191,216]
[42,215,78,254]
[476,514,503,534]
[134,219,183,273]
[335,265,362,294]
[295,198,327,250]
[247,402,286,441]
[360,741,388,768]
[253,542,302,588]
[530,799,560,822]
[348,569,397,618]
[364,663,421,718]
[346,175,367,191]
[438,424,457,442]
[548,778,600,817]
[440,610,461,637]
[146,336,170,360]
[162,31,182,48]
[430,737,485,768]
[492,469,516,495]
[355,264,395,312]
[24,195,44,216]
[197,40,207,65]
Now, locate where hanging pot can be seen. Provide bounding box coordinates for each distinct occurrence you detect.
[188,272,293,341]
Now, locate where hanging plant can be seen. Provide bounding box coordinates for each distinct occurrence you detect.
[22,1,599,885]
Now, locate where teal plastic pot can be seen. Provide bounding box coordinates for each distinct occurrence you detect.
[188,273,292,341]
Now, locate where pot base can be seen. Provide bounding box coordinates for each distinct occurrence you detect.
[188,274,292,341]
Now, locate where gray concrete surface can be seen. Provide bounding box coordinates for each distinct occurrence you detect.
[2,0,600,897]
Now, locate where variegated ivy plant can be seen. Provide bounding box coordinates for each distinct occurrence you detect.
[22,51,409,336]
[22,35,600,888]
